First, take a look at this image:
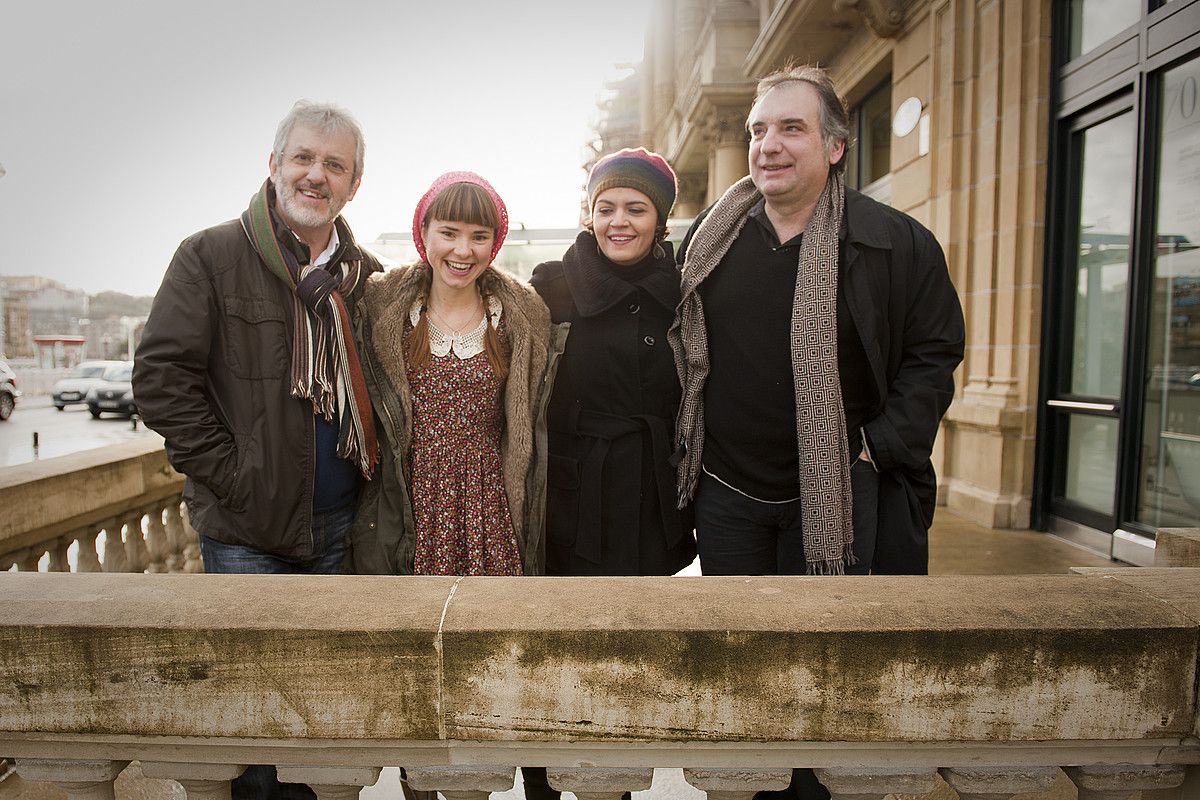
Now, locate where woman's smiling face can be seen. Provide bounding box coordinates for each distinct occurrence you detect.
[423,217,495,293]
[592,187,657,265]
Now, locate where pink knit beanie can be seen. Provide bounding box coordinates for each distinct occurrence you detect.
[412,171,509,263]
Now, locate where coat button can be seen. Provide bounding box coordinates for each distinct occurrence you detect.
[643,335,655,346]
[628,303,640,313]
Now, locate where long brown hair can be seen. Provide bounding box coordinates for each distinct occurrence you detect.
[407,182,510,379]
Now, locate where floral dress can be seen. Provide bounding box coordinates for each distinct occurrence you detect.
[404,298,523,576]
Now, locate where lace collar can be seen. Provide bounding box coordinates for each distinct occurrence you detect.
[408,295,503,359]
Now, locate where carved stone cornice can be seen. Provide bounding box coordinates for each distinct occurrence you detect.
[706,111,750,148]
[832,0,906,38]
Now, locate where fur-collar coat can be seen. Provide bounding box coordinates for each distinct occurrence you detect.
[347,262,566,576]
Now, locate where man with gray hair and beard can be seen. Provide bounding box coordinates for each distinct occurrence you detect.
[134,101,381,798]
[670,66,962,797]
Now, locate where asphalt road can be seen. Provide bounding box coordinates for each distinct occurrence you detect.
[0,394,162,468]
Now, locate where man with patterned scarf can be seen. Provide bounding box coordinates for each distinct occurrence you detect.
[670,64,964,582]
[134,99,380,796]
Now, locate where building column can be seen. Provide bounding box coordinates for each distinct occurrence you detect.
[675,174,707,218]
[708,111,750,202]
[930,0,1053,528]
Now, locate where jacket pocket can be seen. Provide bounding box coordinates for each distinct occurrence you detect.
[223,296,289,379]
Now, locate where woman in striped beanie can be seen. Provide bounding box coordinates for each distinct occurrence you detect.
[530,147,696,580]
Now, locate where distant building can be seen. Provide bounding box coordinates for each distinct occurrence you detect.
[1,276,87,360]
[31,335,87,369]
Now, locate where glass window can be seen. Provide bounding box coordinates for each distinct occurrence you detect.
[1137,56,1200,528]
[1070,113,1135,398]
[846,80,891,191]
[1064,415,1120,514]
[1069,0,1141,60]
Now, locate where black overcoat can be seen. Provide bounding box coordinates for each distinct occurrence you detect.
[677,188,965,574]
[531,232,696,576]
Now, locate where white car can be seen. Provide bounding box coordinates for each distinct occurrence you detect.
[52,360,126,410]
[0,360,19,421]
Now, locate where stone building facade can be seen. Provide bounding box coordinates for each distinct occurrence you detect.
[628,0,1200,563]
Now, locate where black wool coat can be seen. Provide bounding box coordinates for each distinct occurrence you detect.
[530,232,696,576]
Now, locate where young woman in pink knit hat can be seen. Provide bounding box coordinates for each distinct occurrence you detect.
[348,171,565,577]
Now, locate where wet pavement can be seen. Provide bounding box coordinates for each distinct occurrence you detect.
[0,394,161,467]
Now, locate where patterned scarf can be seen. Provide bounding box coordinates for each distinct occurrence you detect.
[669,172,853,574]
[240,179,379,479]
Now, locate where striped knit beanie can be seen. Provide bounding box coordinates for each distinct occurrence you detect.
[587,147,677,222]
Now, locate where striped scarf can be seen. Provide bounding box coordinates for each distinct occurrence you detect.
[241,179,379,479]
[669,172,853,574]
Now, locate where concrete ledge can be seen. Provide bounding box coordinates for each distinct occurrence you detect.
[1156,529,1200,568]
[0,440,181,553]
[1,572,1197,746]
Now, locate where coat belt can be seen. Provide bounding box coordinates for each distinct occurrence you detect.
[557,404,685,565]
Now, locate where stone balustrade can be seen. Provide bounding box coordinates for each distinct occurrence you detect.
[0,440,201,574]
[2,570,1198,800]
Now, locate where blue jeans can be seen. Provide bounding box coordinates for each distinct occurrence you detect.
[694,460,878,576]
[200,506,353,575]
[200,506,352,800]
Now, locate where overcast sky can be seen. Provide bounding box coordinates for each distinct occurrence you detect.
[0,0,649,297]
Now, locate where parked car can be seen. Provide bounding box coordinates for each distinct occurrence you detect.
[52,359,126,410]
[0,361,19,421]
[85,362,136,419]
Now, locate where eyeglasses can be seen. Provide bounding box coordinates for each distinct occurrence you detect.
[284,151,351,178]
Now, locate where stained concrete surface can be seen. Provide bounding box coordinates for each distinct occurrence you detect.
[0,511,1144,800]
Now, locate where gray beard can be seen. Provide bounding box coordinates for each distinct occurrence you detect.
[274,178,343,230]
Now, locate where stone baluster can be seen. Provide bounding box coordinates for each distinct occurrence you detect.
[546,767,655,800]
[74,524,104,572]
[174,500,204,573]
[405,766,516,800]
[122,511,148,572]
[139,762,244,800]
[19,546,43,572]
[145,502,170,573]
[140,762,247,800]
[683,768,793,800]
[48,535,72,572]
[14,759,129,800]
[277,766,382,800]
[939,766,1059,800]
[2,547,29,571]
[812,767,939,800]
[163,497,187,572]
[101,518,127,572]
[1063,764,1187,800]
